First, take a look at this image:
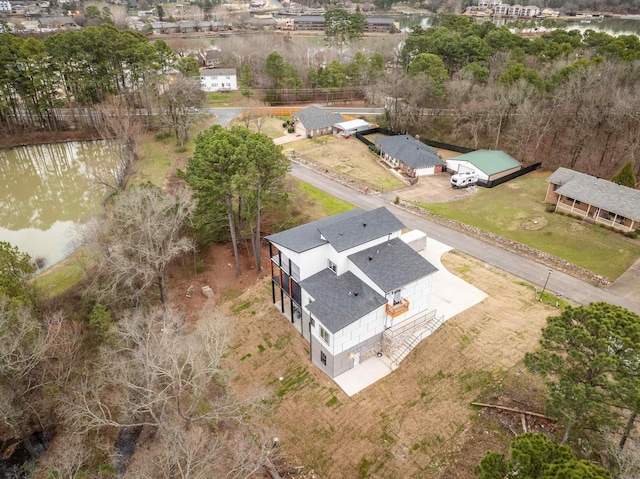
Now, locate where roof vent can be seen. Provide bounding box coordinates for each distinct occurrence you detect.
[368,256,372,261]
[363,222,367,227]
[354,292,358,297]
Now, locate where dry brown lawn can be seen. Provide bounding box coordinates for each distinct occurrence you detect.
[208,250,560,479]
[291,136,407,192]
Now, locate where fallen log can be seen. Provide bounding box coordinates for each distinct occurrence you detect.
[472,402,556,422]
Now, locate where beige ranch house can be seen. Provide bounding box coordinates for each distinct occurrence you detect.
[545,167,640,233]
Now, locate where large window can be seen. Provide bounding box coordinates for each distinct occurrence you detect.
[320,326,330,345]
[327,259,337,274]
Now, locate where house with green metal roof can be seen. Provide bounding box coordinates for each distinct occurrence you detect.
[446,150,522,182]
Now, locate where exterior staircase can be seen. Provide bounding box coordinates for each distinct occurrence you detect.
[388,313,445,370]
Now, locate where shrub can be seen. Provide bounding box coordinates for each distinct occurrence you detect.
[545,204,556,213]
[287,127,294,133]
[394,196,400,204]
[282,122,288,128]
[624,231,638,239]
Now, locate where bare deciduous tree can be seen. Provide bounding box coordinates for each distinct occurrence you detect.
[94,95,144,191]
[85,185,196,309]
[158,75,206,148]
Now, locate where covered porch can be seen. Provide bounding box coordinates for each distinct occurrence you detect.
[555,196,639,233]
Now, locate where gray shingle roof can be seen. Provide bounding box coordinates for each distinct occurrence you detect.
[201,68,236,77]
[375,135,445,169]
[266,209,362,253]
[317,207,405,253]
[293,105,344,131]
[348,238,438,292]
[548,167,640,222]
[301,270,387,333]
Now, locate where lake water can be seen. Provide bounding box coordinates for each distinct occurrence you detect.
[398,15,640,37]
[0,140,120,269]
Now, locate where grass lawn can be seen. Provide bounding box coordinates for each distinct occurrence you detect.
[416,171,640,280]
[233,116,286,139]
[34,249,88,297]
[291,136,406,192]
[208,90,245,106]
[131,116,217,187]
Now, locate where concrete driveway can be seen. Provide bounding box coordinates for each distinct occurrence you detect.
[398,173,477,203]
[608,258,640,302]
[333,237,488,397]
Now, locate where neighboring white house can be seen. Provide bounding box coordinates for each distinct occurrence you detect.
[199,68,237,92]
[292,105,344,138]
[266,207,438,379]
[446,150,521,183]
[332,119,372,137]
[375,135,446,177]
[0,0,12,12]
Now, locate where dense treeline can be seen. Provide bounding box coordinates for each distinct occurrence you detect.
[222,15,640,178]
[0,24,186,134]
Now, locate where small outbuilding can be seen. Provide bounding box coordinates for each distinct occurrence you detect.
[446,150,521,182]
[292,105,344,138]
[332,119,371,137]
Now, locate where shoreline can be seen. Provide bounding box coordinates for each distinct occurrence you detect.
[0,129,107,150]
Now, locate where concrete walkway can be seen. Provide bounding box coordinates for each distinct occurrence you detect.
[333,237,487,397]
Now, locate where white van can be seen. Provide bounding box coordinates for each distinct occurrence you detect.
[450,171,478,188]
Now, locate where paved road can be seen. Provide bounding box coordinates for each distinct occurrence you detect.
[207,107,386,127]
[289,163,640,315]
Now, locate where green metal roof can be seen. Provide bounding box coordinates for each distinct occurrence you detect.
[449,150,521,176]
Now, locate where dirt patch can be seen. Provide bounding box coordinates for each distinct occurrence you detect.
[521,216,548,231]
[176,245,559,479]
[398,173,477,203]
[167,243,270,323]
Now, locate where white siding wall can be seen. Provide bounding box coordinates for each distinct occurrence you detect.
[386,276,433,327]
[200,73,238,92]
[330,307,387,354]
[328,234,399,279]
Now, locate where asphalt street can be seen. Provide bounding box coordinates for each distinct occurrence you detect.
[289,163,640,315]
[207,107,640,314]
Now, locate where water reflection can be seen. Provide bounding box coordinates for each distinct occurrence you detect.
[0,140,119,267]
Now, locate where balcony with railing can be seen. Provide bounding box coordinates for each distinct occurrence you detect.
[386,298,409,318]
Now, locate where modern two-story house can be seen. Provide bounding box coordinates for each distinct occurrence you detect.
[266,207,438,378]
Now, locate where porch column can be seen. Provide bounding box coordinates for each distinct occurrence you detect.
[570,198,576,212]
[612,214,618,227]
[555,195,560,212]
[585,204,591,219]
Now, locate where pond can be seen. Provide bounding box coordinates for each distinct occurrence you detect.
[0,140,121,269]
